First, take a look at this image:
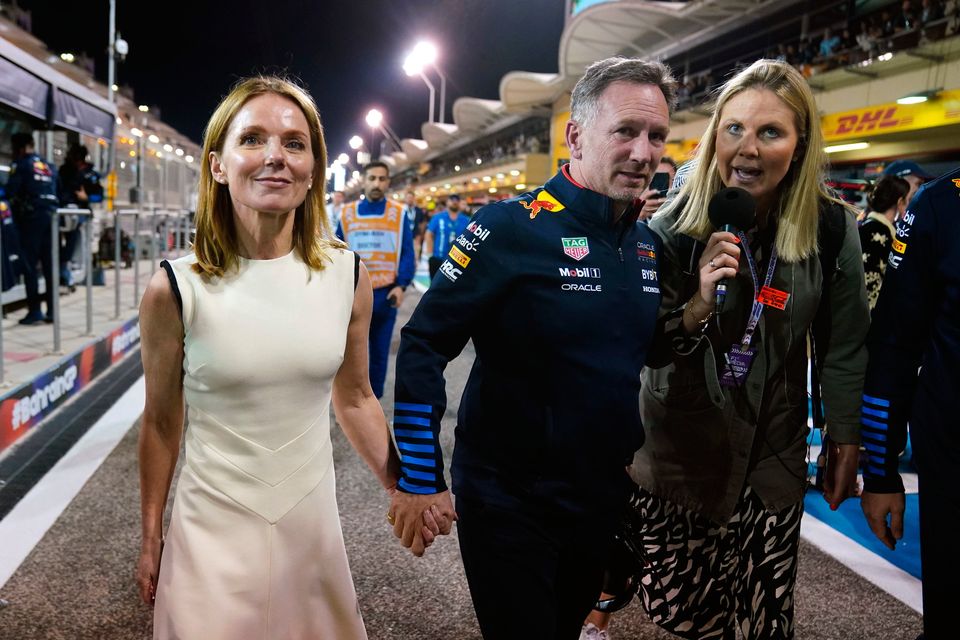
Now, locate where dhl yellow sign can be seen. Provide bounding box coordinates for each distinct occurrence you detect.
[822,89,960,142]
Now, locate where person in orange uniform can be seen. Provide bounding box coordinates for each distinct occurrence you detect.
[337,161,414,398]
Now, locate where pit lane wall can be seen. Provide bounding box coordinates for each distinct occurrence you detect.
[0,317,141,455]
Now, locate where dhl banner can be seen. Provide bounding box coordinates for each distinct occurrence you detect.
[822,89,960,142]
[0,317,141,455]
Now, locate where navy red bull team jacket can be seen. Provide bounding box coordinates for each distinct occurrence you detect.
[393,167,662,515]
[861,167,960,493]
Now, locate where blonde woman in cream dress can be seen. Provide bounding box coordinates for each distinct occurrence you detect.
[135,77,448,640]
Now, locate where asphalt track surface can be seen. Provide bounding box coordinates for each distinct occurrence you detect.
[0,289,922,639]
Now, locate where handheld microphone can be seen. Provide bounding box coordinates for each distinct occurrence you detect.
[707,187,756,313]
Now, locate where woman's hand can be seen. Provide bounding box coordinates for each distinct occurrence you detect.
[681,231,741,333]
[697,231,741,306]
[136,537,163,605]
[822,443,861,509]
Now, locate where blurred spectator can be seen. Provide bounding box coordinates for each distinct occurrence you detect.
[883,159,935,204]
[798,36,817,64]
[947,0,960,34]
[898,0,919,30]
[860,175,909,309]
[57,144,101,289]
[327,190,344,231]
[424,193,469,280]
[7,132,58,325]
[880,9,897,36]
[785,43,799,65]
[639,156,677,222]
[402,190,427,260]
[819,27,842,59]
[920,0,944,24]
[857,21,880,56]
[840,26,856,50]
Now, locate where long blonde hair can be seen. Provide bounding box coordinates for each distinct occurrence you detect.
[667,59,844,262]
[192,75,344,277]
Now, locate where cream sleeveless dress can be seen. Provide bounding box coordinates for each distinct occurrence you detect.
[153,249,367,640]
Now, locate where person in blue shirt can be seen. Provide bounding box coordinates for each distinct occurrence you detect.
[336,162,415,398]
[7,132,59,325]
[424,193,470,280]
[860,166,959,640]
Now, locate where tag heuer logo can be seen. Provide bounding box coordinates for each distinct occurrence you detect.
[562,237,590,261]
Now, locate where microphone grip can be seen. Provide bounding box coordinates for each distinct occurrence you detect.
[715,281,728,313]
[714,224,737,313]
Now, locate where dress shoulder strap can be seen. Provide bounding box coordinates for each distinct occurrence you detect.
[160,260,184,320]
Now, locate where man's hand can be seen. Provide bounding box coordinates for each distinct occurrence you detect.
[387,286,404,308]
[861,491,905,550]
[822,442,860,509]
[388,489,457,557]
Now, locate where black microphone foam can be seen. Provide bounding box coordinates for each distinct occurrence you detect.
[706,187,756,313]
[708,187,756,232]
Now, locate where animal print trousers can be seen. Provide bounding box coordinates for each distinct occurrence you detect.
[626,485,803,639]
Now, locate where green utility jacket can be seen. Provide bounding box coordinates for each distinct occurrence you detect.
[629,200,869,524]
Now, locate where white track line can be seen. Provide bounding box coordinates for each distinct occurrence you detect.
[801,513,923,613]
[0,376,145,588]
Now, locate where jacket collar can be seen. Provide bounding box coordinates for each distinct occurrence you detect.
[541,164,642,228]
[866,211,897,237]
[358,197,386,215]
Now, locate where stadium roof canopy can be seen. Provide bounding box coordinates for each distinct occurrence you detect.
[500,0,802,111]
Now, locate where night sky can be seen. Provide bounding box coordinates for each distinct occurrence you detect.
[15,0,566,160]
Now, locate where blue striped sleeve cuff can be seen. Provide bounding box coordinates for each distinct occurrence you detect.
[392,402,446,493]
[860,393,904,493]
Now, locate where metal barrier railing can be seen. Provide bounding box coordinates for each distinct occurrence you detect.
[51,208,96,355]
[114,209,140,319]
[0,206,193,375]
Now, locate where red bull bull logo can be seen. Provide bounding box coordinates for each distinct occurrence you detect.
[521,199,557,219]
[520,189,565,219]
[33,160,52,177]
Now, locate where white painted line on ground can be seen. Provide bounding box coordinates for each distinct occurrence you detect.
[801,513,923,613]
[0,376,145,589]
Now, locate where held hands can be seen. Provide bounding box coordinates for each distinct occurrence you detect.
[861,490,905,550]
[821,443,860,510]
[387,489,457,557]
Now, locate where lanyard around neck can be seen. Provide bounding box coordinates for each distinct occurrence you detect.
[736,230,779,349]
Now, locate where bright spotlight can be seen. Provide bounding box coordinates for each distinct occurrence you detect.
[366,109,383,129]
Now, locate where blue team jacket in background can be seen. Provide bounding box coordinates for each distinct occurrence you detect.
[427,209,470,259]
[393,167,663,516]
[861,167,960,492]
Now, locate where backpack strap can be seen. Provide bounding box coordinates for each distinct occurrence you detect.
[669,196,706,276]
[809,200,848,430]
